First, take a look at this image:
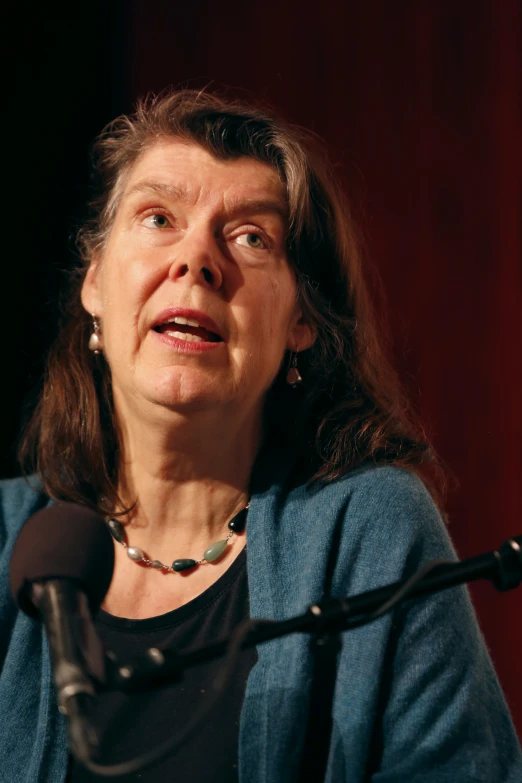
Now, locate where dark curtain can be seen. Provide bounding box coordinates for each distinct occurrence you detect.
[125,0,521,735]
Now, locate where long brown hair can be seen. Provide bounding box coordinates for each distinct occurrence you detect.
[19,88,443,513]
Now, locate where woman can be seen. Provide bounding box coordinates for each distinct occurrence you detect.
[0,90,520,782]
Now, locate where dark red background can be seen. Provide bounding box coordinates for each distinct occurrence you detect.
[6,0,521,738]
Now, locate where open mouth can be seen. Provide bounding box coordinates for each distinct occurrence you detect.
[153,316,223,343]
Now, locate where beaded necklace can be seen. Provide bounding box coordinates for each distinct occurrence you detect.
[106,504,249,573]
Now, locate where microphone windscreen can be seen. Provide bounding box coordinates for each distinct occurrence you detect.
[9,502,115,617]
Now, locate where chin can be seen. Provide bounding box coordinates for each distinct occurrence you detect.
[148,368,226,411]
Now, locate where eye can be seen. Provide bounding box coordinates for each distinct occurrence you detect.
[235,232,267,250]
[143,213,172,229]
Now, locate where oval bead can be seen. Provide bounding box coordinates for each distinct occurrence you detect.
[107,519,125,543]
[127,546,144,562]
[151,560,165,569]
[228,507,248,534]
[203,539,228,563]
[172,558,197,572]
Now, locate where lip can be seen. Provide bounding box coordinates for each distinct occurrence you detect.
[151,307,224,340]
[152,330,224,353]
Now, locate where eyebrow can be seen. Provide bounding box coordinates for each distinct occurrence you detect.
[124,180,288,223]
[125,181,187,201]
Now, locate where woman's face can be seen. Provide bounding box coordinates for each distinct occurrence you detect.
[81,139,313,426]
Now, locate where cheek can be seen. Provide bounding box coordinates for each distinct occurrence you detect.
[100,248,161,326]
[246,272,296,350]
[268,272,297,336]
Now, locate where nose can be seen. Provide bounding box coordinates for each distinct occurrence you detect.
[168,227,223,291]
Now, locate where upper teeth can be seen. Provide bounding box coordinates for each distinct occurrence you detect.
[166,316,202,328]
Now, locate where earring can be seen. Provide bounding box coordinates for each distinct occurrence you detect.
[286,351,303,387]
[88,314,103,354]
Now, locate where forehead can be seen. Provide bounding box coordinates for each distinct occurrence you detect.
[121,139,287,215]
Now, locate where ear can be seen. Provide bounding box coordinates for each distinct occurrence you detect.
[287,309,316,353]
[80,257,103,317]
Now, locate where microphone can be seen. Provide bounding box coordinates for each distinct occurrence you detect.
[9,502,115,760]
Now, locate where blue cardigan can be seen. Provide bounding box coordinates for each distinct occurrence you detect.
[0,465,521,782]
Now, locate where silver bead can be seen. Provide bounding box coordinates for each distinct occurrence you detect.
[151,560,164,569]
[127,546,144,562]
[147,647,165,664]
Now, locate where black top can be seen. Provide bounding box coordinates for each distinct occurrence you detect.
[68,549,256,782]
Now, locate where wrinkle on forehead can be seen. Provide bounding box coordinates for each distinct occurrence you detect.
[126,179,289,225]
[120,140,288,220]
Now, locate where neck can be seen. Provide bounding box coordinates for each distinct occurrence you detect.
[112,401,261,553]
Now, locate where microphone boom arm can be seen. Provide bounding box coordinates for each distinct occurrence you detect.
[106,535,522,692]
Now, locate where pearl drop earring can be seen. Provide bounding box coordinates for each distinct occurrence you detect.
[88,314,103,354]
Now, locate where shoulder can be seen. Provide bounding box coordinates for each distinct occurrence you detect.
[289,465,455,591]
[321,462,435,509]
[250,464,453,609]
[340,465,444,541]
[299,464,446,547]
[0,475,51,553]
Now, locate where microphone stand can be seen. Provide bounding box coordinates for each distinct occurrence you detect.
[74,535,521,777]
